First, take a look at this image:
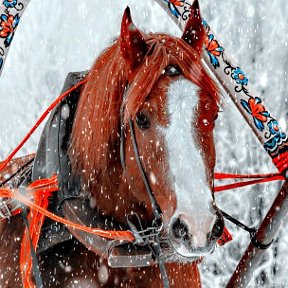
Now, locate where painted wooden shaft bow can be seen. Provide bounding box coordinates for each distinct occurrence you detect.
[0,0,30,76]
[155,0,288,176]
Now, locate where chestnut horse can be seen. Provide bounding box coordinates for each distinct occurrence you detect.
[0,2,223,287]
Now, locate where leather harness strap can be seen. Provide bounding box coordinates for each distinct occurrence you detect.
[30,72,158,266]
[127,119,170,288]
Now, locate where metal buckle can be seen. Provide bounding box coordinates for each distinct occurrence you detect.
[127,213,162,246]
[107,213,165,268]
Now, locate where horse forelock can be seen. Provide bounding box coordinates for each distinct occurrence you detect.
[123,33,219,122]
[69,32,219,190]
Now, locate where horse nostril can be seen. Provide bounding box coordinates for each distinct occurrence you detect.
[171,217,190,240]
[211,214,224,239]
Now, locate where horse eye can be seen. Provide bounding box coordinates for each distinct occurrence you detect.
[164,65,181,76]
[136,113,150,130]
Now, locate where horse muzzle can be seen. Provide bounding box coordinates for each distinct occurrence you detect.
[167,211,224,259]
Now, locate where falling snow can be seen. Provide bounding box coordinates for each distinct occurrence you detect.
[0,0,288,287]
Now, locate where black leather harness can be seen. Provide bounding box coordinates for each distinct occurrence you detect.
[29,71,161,268]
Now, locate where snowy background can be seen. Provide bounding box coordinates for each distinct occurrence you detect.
[0,0,288,287]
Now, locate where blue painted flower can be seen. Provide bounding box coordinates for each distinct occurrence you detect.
[3,0,18,8]
[267,119,286,137]
[241,97,269,131]
[232,67,248,85]
[204,34,224,69]
[202,18,208,28]
[0,13,20,47]
[264,120,287,152]
[0,57,3,71]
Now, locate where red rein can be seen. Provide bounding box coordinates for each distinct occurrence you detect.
[0,79,285,287]
[214,172,285,192]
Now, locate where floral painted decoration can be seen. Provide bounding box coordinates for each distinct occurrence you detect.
[163,0,189,18]
[241,97,270,131]
[3,0,18,9]
[0,0,25,76]
[231,67,248,86]
[267,120,285,136]
[204,34,224,69]
[267,119,286,142]
[264,119,287,152]
[0,13,20,47]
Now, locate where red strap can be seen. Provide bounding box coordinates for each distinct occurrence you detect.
[214,172,284,192]
[217,226,233,246]
[214,172,283,179]
[272,152,288,173]
[0,182,135,242]
[20,177,56,288]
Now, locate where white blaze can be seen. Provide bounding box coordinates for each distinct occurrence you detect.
[164,78,215,247]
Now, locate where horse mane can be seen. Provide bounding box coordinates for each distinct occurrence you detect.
[69,32,219,190]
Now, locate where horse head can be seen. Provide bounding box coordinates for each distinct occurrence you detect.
[69,1,224,261]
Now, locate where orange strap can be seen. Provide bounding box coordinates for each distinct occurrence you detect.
[214,172,284,179]
[0,179,135,242]
[272,151,288,173]
[0,176,135,288]
[19,176,58,288]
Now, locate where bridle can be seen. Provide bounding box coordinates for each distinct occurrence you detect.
[129,119,173,287]
[120,86,170,286]
[118,71,273,287]
[124,119,273,288]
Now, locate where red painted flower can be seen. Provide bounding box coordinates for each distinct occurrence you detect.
[205,34,224,68]
[241,97,270,131]
[0,13,20,47]
[168,0,185,6]
[0,15,14,37]
[247,98,267,121]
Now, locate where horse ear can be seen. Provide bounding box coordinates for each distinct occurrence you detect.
[120,7,148,72]
[181,0,205,56]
